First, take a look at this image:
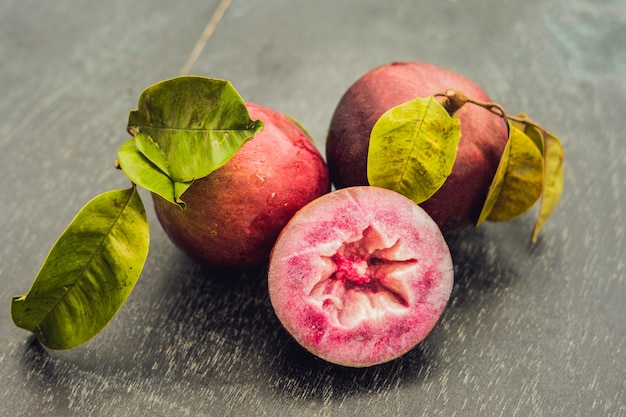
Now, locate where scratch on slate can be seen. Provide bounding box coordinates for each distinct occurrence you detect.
[179,0,232,75]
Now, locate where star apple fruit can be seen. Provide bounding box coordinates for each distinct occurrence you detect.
[268,186,454,367]
[153,102,331,268]
[326,61,509,233]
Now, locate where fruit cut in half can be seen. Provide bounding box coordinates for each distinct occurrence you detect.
[268,186,454,367]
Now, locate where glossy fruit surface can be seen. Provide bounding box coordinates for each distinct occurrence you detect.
[326,61,509,233]
[268,186,454,367]
[153,102,330,268]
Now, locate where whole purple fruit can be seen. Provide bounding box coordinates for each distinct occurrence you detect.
[326,61,509,233]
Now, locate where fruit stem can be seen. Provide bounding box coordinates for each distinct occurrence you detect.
[435,90,509,122]
[435,90,554,138]
[467,98,509,122]
[507,114,557,140]
[465,96,558,140]
[435,90,470,115]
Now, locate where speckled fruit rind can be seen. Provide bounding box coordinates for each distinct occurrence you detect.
[153,102,330,268]
[326,61,509,233]
[268,186,454,367]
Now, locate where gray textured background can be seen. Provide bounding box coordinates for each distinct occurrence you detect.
[1,0,624,416]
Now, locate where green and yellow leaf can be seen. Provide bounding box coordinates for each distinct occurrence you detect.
[531,131,565,242]
[479,123,544,223]
[124,76,263,207]
[367,97,461,204]
[11,187,149,349]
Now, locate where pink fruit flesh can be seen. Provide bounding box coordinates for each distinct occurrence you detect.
[153,102,330,268]
[268,186,454,367]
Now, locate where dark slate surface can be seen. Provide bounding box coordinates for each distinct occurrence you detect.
[1,0,624,415]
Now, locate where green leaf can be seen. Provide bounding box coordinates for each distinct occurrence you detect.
[513,113,544,154]
[476,138,512,226]
[486,123,544,222]
[367,96,461,204]
[134,132,171,176]
[117,137,193,208]
[11,187,149,350]
[531,131,565,242]
[125,76,263,206]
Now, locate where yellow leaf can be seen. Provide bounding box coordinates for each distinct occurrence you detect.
[487,123,544,222]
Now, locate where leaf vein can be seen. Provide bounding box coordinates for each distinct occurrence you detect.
[36,188,138,339]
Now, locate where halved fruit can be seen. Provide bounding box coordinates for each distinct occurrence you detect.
[268,186,454,367]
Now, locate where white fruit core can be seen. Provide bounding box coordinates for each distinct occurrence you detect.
[308,225,416,329]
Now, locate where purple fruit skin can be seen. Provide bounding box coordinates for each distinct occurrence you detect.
[326,61,509,233]
[153,102,330,268]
